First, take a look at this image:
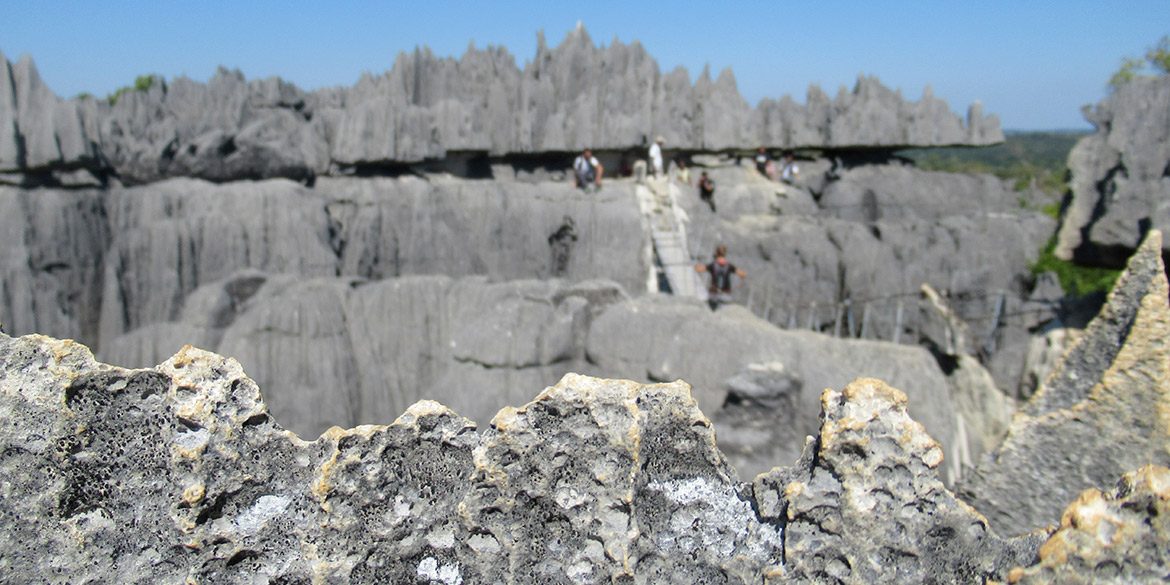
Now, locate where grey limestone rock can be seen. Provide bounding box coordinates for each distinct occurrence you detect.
[1054,74,1170,267]
[958,230,1170,536]
[0,185,109,345]
[0,51,103,177]
[1004,464,1170,585]
[0,332,1064,584]
[754,378,1048,584]
[97,178,338,350]
[0,29,1002,185]
[584,296,971,482]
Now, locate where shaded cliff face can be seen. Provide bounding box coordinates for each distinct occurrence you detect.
[0,27,1001,186]
[1054,74,1170,267]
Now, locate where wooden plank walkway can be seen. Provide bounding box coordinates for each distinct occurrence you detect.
[634,178,707,301]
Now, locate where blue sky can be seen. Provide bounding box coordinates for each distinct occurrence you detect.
[2,1,1166,130]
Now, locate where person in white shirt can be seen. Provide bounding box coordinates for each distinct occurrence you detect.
[648,136,665,177]
[781,154,800,184]
[573,149,603,191]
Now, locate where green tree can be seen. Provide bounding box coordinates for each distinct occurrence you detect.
[1109,35,1170,90]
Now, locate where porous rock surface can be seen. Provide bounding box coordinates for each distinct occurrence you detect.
[0,27,1001,185]
[1054,73,1170,267]
[959,230,1170,536]
[1004,465,1170,584]
[1,331,1052,584]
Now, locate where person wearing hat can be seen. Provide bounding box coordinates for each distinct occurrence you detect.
[649,136,665,178]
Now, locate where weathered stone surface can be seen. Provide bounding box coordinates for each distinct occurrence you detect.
[585,296,974,481]
[1054,74,1170,267]
[0,29,1001,185]
[958,230,1170,536]
[1,159,1047,469]
[680,162,1054,395]
[314,175,646,291]
[755,378,1048,584]
[0,51,103,177]
[0,186,109,344]
[96,178,338,350]
[1,332,1061,584]
[1005,465,1170,585]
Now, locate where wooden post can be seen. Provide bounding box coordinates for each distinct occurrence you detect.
[846,300,855,338]
[893,299,904,344]
[859,303,870,339]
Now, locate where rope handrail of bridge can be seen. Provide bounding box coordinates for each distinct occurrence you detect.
[741,284,1062,350]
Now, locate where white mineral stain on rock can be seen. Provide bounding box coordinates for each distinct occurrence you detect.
[554,485,587,509]
[427,527,456,549]
[647,476,783,558]
[467,533,501,554]
[235,494,290,535]
[417,556,463,585]
[174,427,209,454]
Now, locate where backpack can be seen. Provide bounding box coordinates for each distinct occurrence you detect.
[577,156,596,183]
[710,262,733,292]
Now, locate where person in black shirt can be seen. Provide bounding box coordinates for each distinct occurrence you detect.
[695,245,747,310]
[698,171,716,212]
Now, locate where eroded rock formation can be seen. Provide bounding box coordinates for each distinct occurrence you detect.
[1,27,1001,186]
[3,237,1167,583]
[959,230,1170,536]
[0,333,1043,584]
[8,325,1170,582]
[1054,73,1170,267]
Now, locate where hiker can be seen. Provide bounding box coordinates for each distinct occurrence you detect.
[780,154,799,184]
[755,147,771,178]
[649,136,665,178]
[695,245,746,310]
[698,171,716,212]
[573,149,603,191]
[675,159,691,185]
[548,216,577,277]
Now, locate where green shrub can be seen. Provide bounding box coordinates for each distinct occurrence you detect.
[108,74,163,105]
[1109,35,1170,90]
[1030,236,1121,298]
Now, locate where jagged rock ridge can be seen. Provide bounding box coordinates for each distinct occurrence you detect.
[959,230,1170,536]
[0,26,1002,185]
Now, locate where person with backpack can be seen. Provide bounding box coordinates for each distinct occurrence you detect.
[695,245,746,310]
[573,149,603,192]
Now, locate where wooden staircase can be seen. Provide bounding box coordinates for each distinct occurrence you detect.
[634,177,707,301]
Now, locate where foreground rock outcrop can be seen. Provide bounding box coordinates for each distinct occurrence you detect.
[1,27,1000,186]
[5,232,1169,582]
[959,230,1170,536]
[0,333,1043,584]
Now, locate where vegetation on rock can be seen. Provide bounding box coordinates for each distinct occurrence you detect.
[899,131,1086,196]
[1108,35,1170,90]
[107,73,162,105]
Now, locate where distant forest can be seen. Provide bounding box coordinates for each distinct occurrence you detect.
[899,130,1091,195]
